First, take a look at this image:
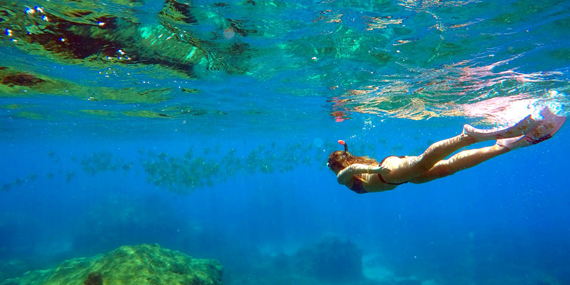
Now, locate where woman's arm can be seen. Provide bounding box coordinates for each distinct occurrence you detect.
[336,164,390,185]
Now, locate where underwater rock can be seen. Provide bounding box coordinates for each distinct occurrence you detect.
[222,235,377,285]
[294,235,364,282]
[1,244,222,285]
[83,272,103,285]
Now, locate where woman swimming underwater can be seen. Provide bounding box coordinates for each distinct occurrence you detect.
[327,107,566,194]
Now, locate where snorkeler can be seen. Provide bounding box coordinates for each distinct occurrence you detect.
[327,107,566,194]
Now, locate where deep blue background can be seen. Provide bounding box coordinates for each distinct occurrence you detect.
[1,116,569,284]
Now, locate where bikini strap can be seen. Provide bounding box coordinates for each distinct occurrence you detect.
[377,173,407,185]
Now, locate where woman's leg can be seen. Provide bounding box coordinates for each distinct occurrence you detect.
[409,144,509,184]
[381,133,478,183]
[415,133,478,171]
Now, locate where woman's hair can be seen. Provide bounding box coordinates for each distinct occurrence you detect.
[328,150,379,171]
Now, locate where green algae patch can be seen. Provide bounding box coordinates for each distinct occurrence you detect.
[0,67,68,96]
[15,111,45,120]
[159,0,196,24]
[81,110,114,116]
[1,244,223,285]
[110,0,145,6]
[370,51,393,65]
[161,106,221,116]
[121,106,224,119]
[0,66,173,104]
[93,87,174,104]
[80,110,120,120]
[181,88,200,93]
[491,12,521,24]
[0,104,24,109]
[123,110,170,118]
[2,0,252,78]
[549,48,570,62]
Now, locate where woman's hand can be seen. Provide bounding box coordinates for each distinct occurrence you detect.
[369,165,391,175]
[345,164,391,175]
[336,163,391,185]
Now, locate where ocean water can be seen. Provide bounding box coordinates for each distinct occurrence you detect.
[1,0,570,284]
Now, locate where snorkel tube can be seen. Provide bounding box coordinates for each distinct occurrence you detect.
[338,140,348,153]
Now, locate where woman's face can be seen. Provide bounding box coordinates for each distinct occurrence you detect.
[327,161,342,174]
[328,151,346,174]
[327,162,335,173]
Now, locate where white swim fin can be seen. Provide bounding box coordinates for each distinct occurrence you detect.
[497,107,566,150]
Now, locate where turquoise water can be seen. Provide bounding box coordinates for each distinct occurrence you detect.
[1,0,569,284]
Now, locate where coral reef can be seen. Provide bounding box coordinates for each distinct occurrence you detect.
[0,244,222,285]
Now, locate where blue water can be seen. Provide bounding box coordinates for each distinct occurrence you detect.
[1,0,570,284]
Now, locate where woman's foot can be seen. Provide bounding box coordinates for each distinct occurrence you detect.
[463,114,540,142]
[496,135,531,150]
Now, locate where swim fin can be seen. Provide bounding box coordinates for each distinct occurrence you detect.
[497,107,566,150]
